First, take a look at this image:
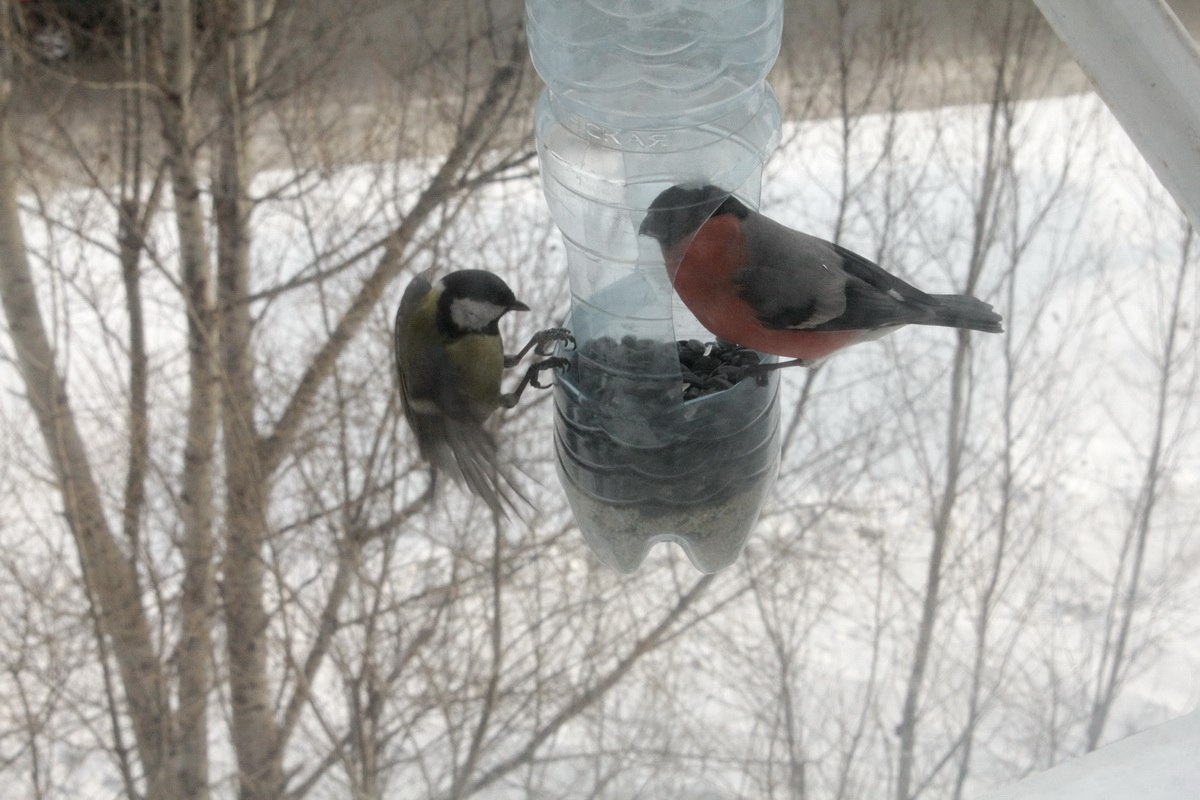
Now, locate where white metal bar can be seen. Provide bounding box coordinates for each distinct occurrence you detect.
[984,710,1200,799]
[1033,0,1200,227]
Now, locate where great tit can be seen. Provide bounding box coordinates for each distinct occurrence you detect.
[393,269,571,516]
[640,184,1003,369]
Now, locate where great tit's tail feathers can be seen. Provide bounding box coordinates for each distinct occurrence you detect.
[925,294,1005,334]
[411,412,528,519]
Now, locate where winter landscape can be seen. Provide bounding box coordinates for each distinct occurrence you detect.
[0,1,1197,798]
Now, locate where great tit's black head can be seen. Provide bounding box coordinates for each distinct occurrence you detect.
[437,269,529,335]
[638,184,750,249]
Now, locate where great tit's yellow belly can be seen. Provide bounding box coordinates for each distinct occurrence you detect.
[396,285,505,424]
[445,333,504,420]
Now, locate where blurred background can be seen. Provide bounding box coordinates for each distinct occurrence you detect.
[0,1,1198,798]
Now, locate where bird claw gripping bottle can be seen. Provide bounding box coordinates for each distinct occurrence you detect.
[527,0,784,572]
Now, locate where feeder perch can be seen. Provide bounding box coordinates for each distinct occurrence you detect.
[527,0,784,572]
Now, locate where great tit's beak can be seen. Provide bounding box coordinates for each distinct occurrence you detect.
[509,299,530,312]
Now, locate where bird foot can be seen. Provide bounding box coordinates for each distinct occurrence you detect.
[737,357,813,380]
[532,328,575,356]
[528,356,571,389]
[505,328,576,367]
[501,357,571,407]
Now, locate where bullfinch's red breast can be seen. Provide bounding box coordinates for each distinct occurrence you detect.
[639,184,1003,363]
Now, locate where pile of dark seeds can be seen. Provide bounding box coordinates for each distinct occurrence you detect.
[569,335,766,402]
[676,339,766,400]
[556,335,779,519]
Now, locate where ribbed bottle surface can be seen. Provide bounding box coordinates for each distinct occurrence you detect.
[528,0,781,126]
[528,0,783,573]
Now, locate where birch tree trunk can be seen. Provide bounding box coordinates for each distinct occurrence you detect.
[0,55,182,800]
[209,1,286,795]
[155,0,219,794]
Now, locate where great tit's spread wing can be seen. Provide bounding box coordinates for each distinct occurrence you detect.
[404,411,525,518]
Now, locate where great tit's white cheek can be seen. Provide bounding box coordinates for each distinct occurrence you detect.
[450,298,507,331]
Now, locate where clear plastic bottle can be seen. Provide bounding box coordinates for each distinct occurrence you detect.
[528,0,783,573]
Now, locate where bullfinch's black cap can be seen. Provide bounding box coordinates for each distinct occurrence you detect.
[639,184,750,248]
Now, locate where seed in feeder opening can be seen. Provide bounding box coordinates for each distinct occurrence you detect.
[570,336,768,401]
[675,339,766,400]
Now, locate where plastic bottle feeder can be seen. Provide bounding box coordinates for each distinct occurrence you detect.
[528,0,784,573]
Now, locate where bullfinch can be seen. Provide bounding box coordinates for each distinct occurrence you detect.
[394,269,571,515]
[639,184,1003,367]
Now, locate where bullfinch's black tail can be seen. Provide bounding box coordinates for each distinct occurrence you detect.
[926,294,1004,334]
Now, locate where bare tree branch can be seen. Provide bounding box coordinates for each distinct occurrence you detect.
[0,65,176,800]
[257,29,528,476]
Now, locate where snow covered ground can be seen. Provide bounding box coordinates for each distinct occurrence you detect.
[3,88,1198,797]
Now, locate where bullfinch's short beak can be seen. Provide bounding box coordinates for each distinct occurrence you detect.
[509,299,530,312]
